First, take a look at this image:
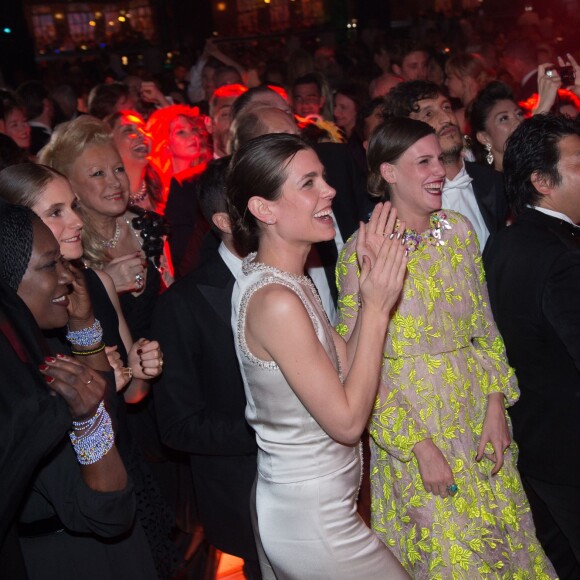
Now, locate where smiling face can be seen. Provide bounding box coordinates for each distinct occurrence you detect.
[384,134,446,221]
[478,99,525,163]
[31,176,84,261]
[17,220,73,330]
[112,113,151,164]
[2,108,31,149]
[409,94,463,160]
[292,82,324,117]
[67,143,129,218]
[267,148,336,245]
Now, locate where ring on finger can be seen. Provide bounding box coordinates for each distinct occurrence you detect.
[546,68,555,78]
[447,483,458,496]
[135,273,144,289]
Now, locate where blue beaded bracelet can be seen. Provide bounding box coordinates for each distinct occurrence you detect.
[66,319,103,347]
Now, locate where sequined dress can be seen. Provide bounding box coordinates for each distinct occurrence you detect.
[337,211,556,579]
[231,254,409,580]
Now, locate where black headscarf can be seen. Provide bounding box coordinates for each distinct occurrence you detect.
[0,201,70,573]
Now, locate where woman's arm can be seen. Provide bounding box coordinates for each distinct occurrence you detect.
[95,269,159,403]
[246,226,407,445]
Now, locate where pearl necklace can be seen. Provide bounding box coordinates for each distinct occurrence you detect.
[99,221,121,249]
[129,181,148,205]
[397,212,452,252]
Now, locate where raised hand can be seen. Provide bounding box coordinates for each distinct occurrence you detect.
[356,202,400,269]
[557,53,580,95]
[358,206,407,317]
[65,260,94,326]
[129,338,163,379]
[39,354,105,421]
[104,251,147,294]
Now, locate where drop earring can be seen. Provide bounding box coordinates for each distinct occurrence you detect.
[485,143,494,166]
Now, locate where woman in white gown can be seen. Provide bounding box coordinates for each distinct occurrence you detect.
[227,133,410,579]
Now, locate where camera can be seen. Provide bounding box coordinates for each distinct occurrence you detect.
[546,65,576,86]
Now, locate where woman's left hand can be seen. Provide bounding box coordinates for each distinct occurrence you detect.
[477,392,511,475]
[66,261,95,325]
[128,338,163,379]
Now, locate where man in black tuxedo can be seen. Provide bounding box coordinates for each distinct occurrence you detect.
[152,158,261,578]
[483,114,580,579]
[383,80,508,250]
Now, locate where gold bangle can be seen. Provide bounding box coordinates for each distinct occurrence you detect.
[71,342,106,356]
[121,366,133,379]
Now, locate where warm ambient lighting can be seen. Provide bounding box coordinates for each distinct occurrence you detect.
[89,20,96,26]
[54,12,64,20]
[216,2,226,11]
[118,16,126,22]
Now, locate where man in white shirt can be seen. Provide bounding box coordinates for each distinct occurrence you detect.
[383,80,508,250]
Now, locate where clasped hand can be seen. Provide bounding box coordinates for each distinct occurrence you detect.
[356,202,408,316]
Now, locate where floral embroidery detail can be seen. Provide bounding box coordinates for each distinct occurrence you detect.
[396,211,452,252]
[336,211,555,579]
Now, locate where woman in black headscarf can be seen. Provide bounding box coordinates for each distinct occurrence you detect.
[0,202,158,580]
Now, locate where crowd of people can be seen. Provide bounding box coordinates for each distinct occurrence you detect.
[1,7,580,579]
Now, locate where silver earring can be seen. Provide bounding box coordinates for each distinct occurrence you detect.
[485,143,494,166]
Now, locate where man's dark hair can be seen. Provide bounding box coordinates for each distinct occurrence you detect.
[390,40,428,69]
[198,157,231,233]
[292,73,322,94]
[504,113,580,216]
[87,82,130,120]
[16,81,49,120]
[382,80,444,119]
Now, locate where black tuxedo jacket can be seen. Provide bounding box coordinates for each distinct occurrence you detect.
[465,161,509,242]
[152,249,258,560]
[483,209,580,485]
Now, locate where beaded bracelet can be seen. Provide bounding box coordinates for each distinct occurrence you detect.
[69,402,114,465]
[72,401,104,430]
[70,342,106,356]
[66,319,103,347]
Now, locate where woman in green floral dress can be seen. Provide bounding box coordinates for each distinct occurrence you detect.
[337,117,556,579]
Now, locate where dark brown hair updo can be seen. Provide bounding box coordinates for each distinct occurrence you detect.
[226,133,311,254]
[367,117,435,199]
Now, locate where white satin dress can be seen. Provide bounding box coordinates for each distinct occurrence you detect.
[232,255,409,580]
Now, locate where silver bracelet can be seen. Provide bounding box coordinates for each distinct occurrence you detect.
[66,319,103,347]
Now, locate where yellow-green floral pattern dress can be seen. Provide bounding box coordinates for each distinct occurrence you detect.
[337,211,556,579]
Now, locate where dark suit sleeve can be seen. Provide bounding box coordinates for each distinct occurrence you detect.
[542,251,580,374]
[152,287,256,456]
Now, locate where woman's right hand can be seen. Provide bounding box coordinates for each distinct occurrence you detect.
[413,438,455,498]
[39,354,106,421]
[533,63,561,115]
[356,202,407,316]
[104,251,146,294]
